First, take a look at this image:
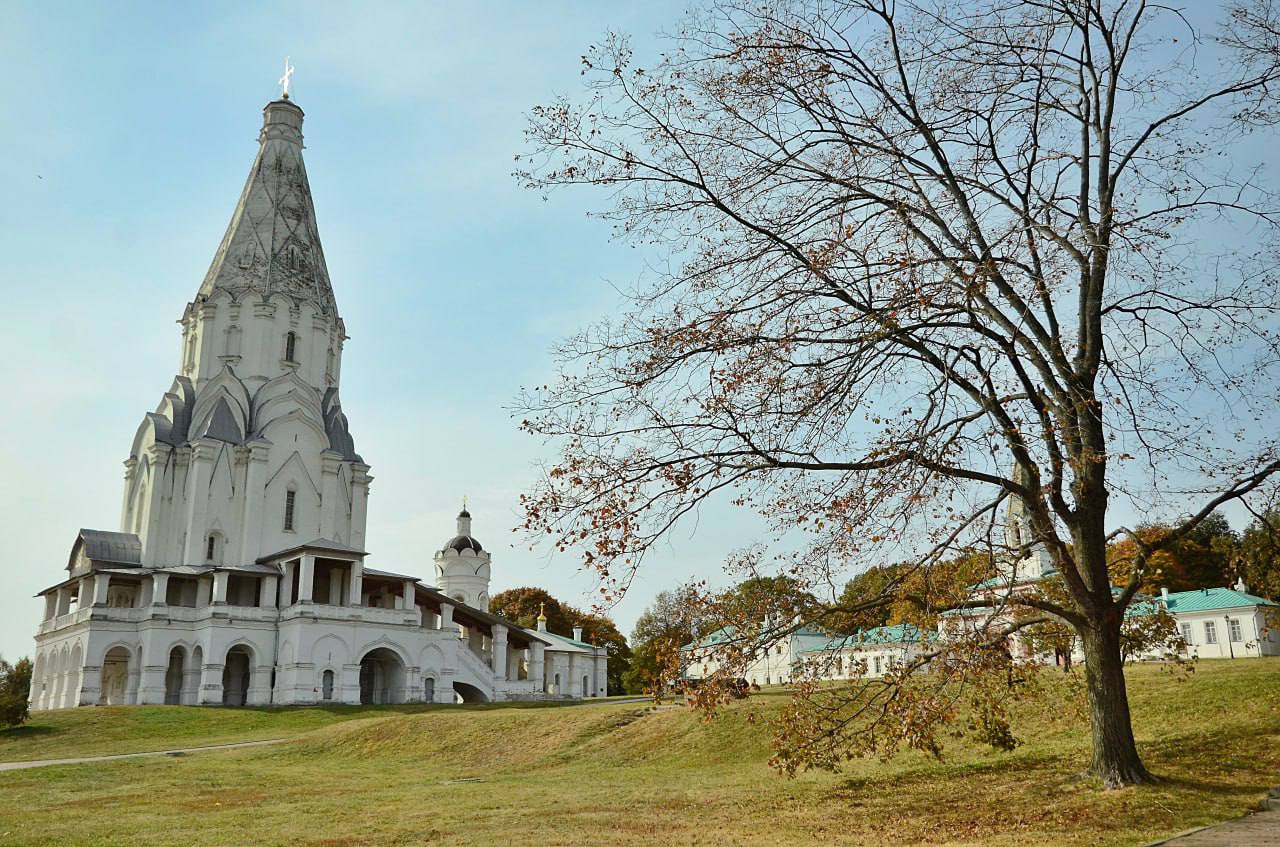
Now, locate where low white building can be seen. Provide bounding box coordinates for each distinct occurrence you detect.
[28,94,608,710]
[796,624,932,680]
[1159,583,1280,659]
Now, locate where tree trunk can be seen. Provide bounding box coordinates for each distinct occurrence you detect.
[1079,620,1155,787]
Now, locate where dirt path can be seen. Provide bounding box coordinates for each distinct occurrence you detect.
[0,738,287,772]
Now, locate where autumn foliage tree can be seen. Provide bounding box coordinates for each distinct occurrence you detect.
[489,586,632,692]
[518,0,1280,787]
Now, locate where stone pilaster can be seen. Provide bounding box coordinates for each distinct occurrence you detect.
[238,442,270,564]
[182,440,217,565]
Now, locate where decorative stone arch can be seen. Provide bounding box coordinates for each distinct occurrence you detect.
[310,634,350,668]
[187,370,251,439]
[452,681,490,704]
[99,643,135,705]
[221,641,258,707]
[357,641,410,705]
[257,405,330,447]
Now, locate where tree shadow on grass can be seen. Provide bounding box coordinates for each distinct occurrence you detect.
[0,724,59,741]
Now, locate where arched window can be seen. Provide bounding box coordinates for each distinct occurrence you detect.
[205,533,221,564]
[185,333,198,371]
[321,669,335,701]
[284,489,296,532]
[284,331,298,363]
[326,347,335,382]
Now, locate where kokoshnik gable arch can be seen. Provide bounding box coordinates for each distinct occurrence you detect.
[28,94,608,709]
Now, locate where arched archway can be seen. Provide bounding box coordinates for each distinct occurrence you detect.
[100,646,131,705]
[164,646,186,705]
[452,681,489,704]
[222,645,254,706]
[358,647,406,704]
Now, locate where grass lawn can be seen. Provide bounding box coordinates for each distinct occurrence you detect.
[1,659,1277,846]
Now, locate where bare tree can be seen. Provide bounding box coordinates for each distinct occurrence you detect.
[517,0,1280,787]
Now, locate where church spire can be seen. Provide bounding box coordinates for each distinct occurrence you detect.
[197,95,338,315]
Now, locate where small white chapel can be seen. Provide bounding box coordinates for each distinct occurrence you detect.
[28,89,608,710]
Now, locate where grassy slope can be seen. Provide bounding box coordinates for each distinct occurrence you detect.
[1,659,1277,847]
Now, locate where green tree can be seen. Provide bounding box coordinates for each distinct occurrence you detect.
[1240,511,1280,600]
[624,586,710,694]
[489,586,575,633]
[0,656,32,728]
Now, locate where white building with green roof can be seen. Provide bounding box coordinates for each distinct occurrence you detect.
[1155,582,1279,659]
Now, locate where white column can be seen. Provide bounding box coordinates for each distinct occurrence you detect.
[43,593,57,621]
[151,572,170,607]
[350,465,373,550]
[78,665,102,706]
[212,570,229,605]
[93,573,111,606]
[329,569,343,605]
[198,658,224,705]
[440,602,454,631]
[280,562,295,606]
[55,586,72,616]
[401,580,415,610]
[261,574,278,608]
[77,578,92,609]
[567,652,577,698]
[530,642,545,692]
[196,577,212,607]
[492,625,509,680]
[347,560,363,607]
[319,452,341,538]
[298,555,316,604]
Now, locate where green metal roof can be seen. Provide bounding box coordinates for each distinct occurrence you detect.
[799,623,932,653]
[1161,587,1277,613]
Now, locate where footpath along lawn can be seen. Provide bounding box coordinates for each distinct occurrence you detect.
[1,659,1277,846]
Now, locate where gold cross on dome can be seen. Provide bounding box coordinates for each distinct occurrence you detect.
[279,57,295,99]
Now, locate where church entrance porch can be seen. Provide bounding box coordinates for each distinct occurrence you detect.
[358,648,406,705]
[222,646,253,706]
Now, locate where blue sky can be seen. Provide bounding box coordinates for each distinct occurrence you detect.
[0,1,760,658]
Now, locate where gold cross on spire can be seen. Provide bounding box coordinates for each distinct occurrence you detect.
[537,602,546,622]
[278,57,295,99]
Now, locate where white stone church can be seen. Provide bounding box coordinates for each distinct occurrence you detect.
[28,94,608,710]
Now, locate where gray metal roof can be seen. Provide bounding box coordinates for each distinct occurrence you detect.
[256,537,368,564]
[68,529,142,570]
